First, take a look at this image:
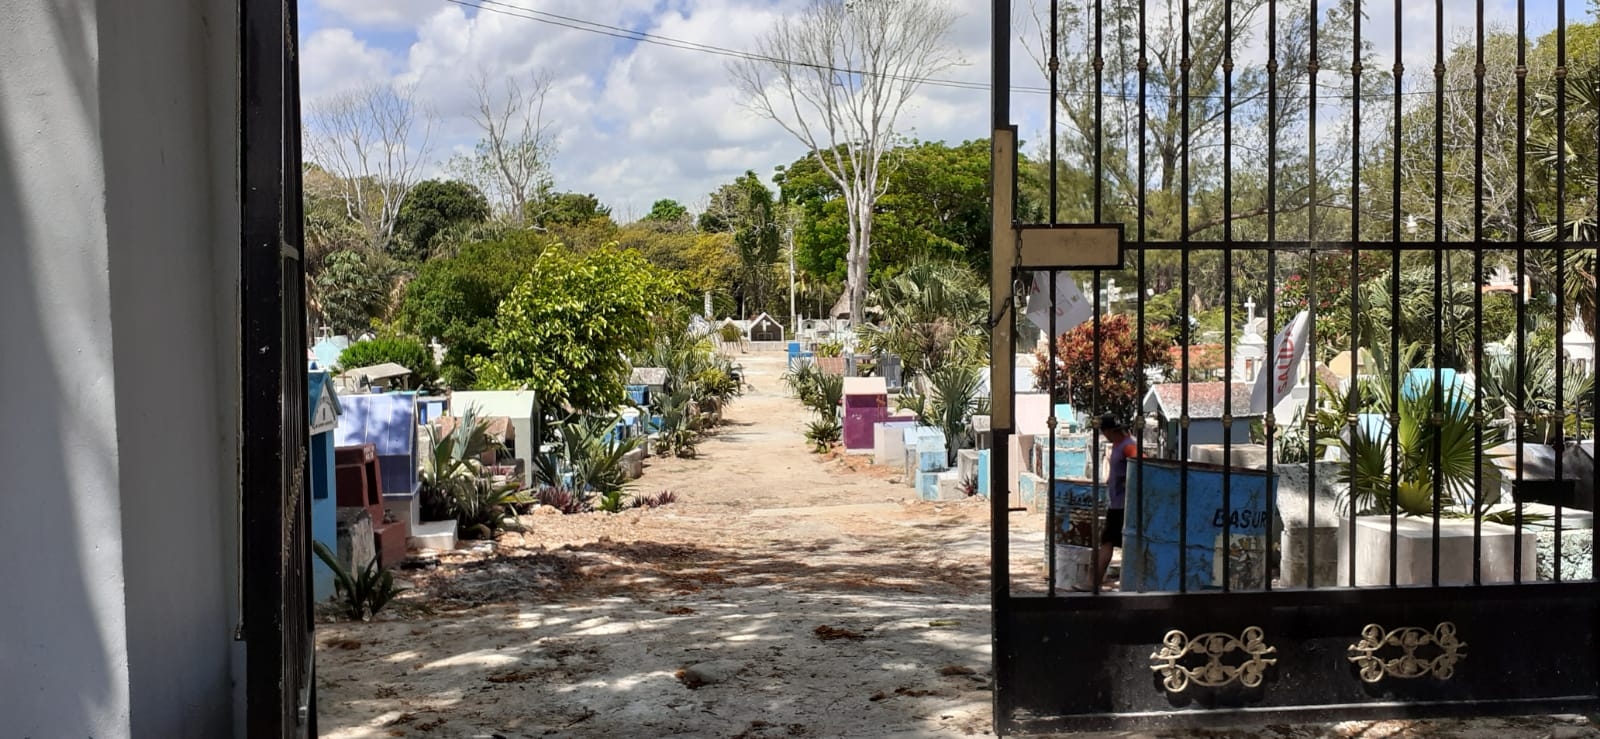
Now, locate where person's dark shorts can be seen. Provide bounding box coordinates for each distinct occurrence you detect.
[1101,508,1125,548]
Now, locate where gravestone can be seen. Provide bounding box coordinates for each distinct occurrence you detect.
[1276,462,1344,587]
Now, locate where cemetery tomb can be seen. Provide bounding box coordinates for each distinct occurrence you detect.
[336,508,377,578]
[627,368,669,406]
[971,414,992,450]
[333,444,408,569]
[842,376,891,451]
[748,312,784,342]
[334,391,421,527]
[874,419,920,467]
[1007,394,1052,504]
[448,390,542,484]
[308,370,341,601]
[1336,516,1538,586]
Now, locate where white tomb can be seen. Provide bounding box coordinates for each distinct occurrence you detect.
[1563,316,1595,371]
[1336,516,1538,587]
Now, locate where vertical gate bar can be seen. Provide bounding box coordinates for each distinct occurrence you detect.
[1390,0,1404,589]
[1048,269,1059,596]
[1221,0,1235,594]
[1178,0,1193,595]
[1592,5,1600,586]
[1135,0,1149,593]
[1264,0,1278,592]
[1514,0,1529,584]
[1346,0,1363,591]
[986,0,1011,711]
[1091,268,1103,594]
[1552,0,1568,583]
[285,0,312,724]
[1305,0,1321,590]
[1471,0,1487,586]
[1089,0,1104,595]
[1431,0,1446,588]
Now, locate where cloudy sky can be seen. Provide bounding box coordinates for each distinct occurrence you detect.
[299,0,1582,221]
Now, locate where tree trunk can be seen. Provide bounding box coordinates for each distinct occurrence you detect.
[850,192,873,329]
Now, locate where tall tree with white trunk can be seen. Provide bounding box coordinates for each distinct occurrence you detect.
[450,71,557,225]
[730,0,959,326]
[303,82,435,250]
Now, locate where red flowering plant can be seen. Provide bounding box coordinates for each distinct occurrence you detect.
[1033,314,1176,422]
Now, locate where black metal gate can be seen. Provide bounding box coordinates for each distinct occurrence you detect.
[241,0,313,735]
[988,0,1600,731]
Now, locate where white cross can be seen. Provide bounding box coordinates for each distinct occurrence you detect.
[1244,296,1257,324]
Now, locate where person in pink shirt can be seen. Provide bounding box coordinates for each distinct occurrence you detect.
[1097,414,1137,589]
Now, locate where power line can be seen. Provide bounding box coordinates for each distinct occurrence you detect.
[447,0,1004,93]
[444,0,1573,102]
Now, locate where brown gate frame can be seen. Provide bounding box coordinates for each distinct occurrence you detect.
[241,0,314,735]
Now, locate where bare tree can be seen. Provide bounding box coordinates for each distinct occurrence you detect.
[731,0,960,326]
[450,71,556,224]
[304,82,435,250]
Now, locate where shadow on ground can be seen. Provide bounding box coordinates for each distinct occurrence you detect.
[316,536,995,738]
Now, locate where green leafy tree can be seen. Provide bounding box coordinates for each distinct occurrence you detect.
[641,199,693,231]
[702,171,784,317]
[614,226,740,315]
[777,140,1000,286]
[473,247,680,410]
[393,179,490,261]
[533,192,613,228]
[314,249,397,335]
[398,230,551,387]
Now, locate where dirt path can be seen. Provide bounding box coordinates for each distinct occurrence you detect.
[316,352,1597,739]
[317,352,1017,738]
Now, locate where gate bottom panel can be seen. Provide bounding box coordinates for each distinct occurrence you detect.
[999,584,1600,733]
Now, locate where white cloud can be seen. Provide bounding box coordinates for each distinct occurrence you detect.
[301,27,394,101]
[315,0,446,30]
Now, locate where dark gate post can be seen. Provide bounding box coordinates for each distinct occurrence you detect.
[241,0,313,736]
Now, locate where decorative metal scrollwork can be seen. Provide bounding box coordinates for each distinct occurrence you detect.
[1346,622,1466,683]
[1149,626,1278,693]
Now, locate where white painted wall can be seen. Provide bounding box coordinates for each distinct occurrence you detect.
[0,0,241,735]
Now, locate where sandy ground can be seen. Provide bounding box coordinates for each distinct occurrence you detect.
[316,352,1598,739]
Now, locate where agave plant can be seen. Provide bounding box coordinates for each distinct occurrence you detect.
[418,404,501,521]
[313,541,407,620]
[896,363,990,466]
[1477,330,1596,444]
[541,412,642,504]
[454,477,522,540]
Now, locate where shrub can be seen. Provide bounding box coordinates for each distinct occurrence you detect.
[805,416,842,453]
[336,334,439,387]
[596,489,630,513]
[633,490,679,509]
[533,486,591,514]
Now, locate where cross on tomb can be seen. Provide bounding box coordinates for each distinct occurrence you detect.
[1244,296,1257,324]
